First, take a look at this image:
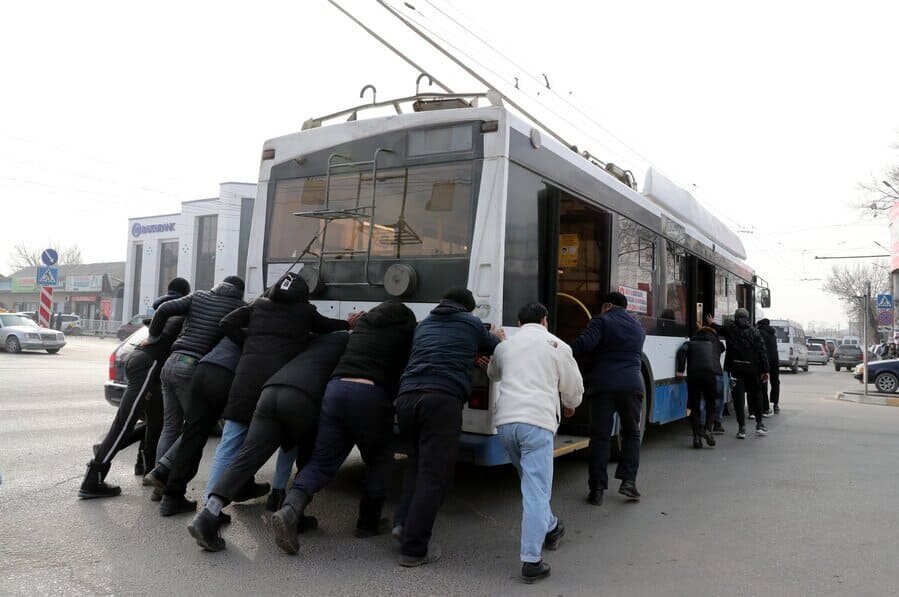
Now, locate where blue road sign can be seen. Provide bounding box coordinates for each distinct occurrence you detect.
[876,293,892,310]
[37,266,59,287]
[40,248,58,266]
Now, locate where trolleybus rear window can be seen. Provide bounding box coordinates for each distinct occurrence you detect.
[267,161,475,262]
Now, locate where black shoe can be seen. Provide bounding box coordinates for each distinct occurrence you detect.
[150,487,163,502]
[265,488,285,512]
[520,561,551,584]
[544,520,565,551]
[188,509,225,552]
[587,489,603,506]
[702,430,716,447]
[143,467,167,490]
[78,461,122,499]
[218,511,232,525]
[773,404,780,414]
[398,543,442,567]
[755,424,768,436]
[712,423,726,435]
[159,494,197,517]
[619,480,641,501]
[736,427,747,440]
[693,435,703,449]
[354,497,386,538]
[271,489,311,555]
[233,480,271,503]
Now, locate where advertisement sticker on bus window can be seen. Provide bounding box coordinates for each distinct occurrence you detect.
[559,234,579,267]
[618,285,648,314]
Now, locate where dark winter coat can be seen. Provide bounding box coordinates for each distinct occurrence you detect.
[263,331,351,402]
[398,300,500,402]
[199,336,243,373]
[676,327,725,381]
[711,315,769,376]
[331,301,418,395]
[136,293,185,363]
[571,306,647,394]
[147,281,246,358]
[221,278,349,425]
[756,323,780,369]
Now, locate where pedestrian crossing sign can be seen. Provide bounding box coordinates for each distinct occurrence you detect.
[37,266,58,287]
[876,293,892,310]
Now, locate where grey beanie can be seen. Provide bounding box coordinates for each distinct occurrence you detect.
[734,308,750,320]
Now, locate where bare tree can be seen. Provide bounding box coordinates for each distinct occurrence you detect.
[858,139,899,217]
[7,241,84,272]
[823,261,889,341]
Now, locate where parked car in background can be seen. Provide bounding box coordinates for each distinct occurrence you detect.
[833,344,864,371]
[841,336,861,346]
[0,313,66,354]
[116,314,147,341]
[854,359,899,393]
[105,325,148,406]
[807,343,829,365]
[15,311,83,335]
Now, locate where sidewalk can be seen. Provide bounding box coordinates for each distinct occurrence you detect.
[836,388,899,407]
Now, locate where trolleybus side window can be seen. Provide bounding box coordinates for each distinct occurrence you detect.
[661,241,689,336]
[616,218,656,331]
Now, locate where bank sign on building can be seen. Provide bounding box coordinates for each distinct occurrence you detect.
[123,182,256,319]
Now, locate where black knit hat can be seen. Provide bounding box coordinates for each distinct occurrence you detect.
[443,287,476,312]
[223,275,245,292]
[167,277,190,297]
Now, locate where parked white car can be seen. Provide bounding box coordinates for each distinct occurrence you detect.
[0,313,66,354]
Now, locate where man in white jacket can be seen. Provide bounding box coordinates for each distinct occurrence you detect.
[487,302,584,583]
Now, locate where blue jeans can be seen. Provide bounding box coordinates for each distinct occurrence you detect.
[700,375,725,426]
[204,420,296,502]
[497,423,558,563]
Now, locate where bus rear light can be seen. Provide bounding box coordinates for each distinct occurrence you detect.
[469,387,489,410]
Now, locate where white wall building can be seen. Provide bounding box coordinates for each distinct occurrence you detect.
[123,182,256,319]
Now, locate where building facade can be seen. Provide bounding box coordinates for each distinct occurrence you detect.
[123,182,256,319]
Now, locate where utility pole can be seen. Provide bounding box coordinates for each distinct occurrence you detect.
[863,282,870,396]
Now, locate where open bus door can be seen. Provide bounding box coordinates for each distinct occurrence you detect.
[538,186,611,454]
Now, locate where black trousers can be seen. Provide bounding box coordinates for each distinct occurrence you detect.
[588,391,642,492]
[687,377,718,437]
[164,363,234,497]
[766,367,781,407]
[731,374,765,429]
[210,385,317,504]
[292,379,394,501]
[95,350,160,466]
[393,390,462,558]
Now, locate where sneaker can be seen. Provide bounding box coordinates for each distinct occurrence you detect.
[586,489,603,506]
[398,543,442,567]
[736,428,747,439]
[748,414,756,420]
[391,524,404,544]
[692,436,703,449]
[520,561,551,584]
[702,431,717,447]
[544,520,565,551]
[756,425,768,436]
[773,405,780,414]
[763,409,772,417]
[712,423,726,435]
[78,461,122,499]
[618,480,641,500]
[159,494,197,517]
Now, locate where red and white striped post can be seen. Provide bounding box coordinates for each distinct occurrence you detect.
[38,285,54,328]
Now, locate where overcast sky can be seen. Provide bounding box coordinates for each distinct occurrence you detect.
[1,0,897,329]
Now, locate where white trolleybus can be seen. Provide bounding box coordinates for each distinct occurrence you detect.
[244,89,770,466]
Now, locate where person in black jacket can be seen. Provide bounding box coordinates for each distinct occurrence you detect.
[706,309,770,438]
[756,319,781,414]
[392,288,504,567]
[271,301,418,555]
[571,291,646,506]
[196,272,357,506]
[188,332,349,552]
[78,277,190,499]
[676,326,724,449]
[142,276,246,492]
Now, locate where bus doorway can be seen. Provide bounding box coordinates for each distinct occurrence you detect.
[538,188,611,439]
[691,258,716,330]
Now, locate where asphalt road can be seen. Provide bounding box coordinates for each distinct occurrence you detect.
[2,337,898,596]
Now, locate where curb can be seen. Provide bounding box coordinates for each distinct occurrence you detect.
[836,391,899,407]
